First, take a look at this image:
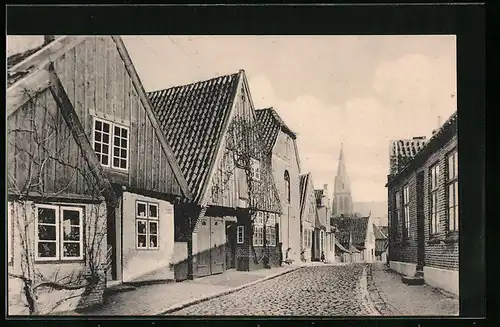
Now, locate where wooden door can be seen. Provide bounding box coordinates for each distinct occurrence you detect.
[195,217,211,277]
[225,221,236,269]
[210,217,225,274]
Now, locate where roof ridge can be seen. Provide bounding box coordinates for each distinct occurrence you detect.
[148,71,241,95]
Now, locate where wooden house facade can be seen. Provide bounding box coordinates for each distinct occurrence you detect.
[148,70,282,280]
[7,36,191,313]
[299,173,317,262]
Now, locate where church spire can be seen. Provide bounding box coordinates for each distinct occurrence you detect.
[332,143,353,217]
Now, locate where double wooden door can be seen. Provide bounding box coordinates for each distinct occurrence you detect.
[195,217,225,277]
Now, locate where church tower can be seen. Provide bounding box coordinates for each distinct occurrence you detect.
[332,143,353,216]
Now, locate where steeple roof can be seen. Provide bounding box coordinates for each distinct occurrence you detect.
[334,143,351,194]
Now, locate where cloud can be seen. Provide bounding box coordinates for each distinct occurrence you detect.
[248,51,456,203]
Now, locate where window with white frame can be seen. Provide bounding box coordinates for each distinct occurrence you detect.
[447,150,459,231]
[253,211,264,246]
[35,204,84,261]
[136,201,159,249]
[237,226,244,244]
[251,158,261,181]
[93,117,129,170]
[395,191,401,237]
[430,163,440,235]
[265,213,276,246]
[8,202,13,264]
[403,185,410,239]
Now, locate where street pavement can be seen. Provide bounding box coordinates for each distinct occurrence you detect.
[167,264,379,316]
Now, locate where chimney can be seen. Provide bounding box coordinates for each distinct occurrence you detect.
[437,115,442,128]
[44,35,55,45]
[323,184,328,192]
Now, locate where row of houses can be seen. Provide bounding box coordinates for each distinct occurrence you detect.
[6,35,356,314]
[386,112,459,296]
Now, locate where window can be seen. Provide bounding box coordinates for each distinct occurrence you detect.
[447,150,459,231]
[395,191,401,237]
[237,226,244,244]
[93,117,129,170]
[136,201,159,250]
[284,170,291,204]
[403,185,410,238]
[8,202,13,264]
[304,229,312,248]
[251,158,261,181]
[265,213,276,246]
[430,164,440,234]
[253,211,264,246]
[35,204,84,261]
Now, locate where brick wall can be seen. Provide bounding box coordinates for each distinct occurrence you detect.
[388,134,458,271]
[421,135,459,270]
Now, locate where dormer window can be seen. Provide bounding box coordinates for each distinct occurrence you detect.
[93,117,129,171]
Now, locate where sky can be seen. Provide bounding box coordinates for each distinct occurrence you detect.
[7,35,457,203]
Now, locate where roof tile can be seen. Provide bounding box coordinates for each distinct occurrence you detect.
[148,73,240,202]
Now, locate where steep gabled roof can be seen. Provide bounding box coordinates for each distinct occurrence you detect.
[332,215,370,246]
[315,189,324,206]
[148,72,241,203]
[7,36,192,200]
[299,173,309,219]
[255,107,297,151]
[373,224,387,240]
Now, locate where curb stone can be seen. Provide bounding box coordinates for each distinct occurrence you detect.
[161,267,301,315]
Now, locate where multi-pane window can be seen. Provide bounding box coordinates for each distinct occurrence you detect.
[237,226,244,244]
[303,228,312,248]
[447,150,459,231]
[93,117,129,170]
[403,185,410,239]
[35,204,83,261]
[265,213,276,246]
[251,158,261,181]
[253,211,264,246]
[430,164,440,234]
[136,201,159,250]
[395,191,401,237]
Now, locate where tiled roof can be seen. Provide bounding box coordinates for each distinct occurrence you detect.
[7,41,53,87]
[314,189,324,205]
[335,240,350,254]
[387,111,458,184]
[148,73,240,202]
[255,109,280,153]
[373,224,387,240]
[375,238,388,255]
[332,215,370,246]
[299,173,309,218]
[379,226,389,237]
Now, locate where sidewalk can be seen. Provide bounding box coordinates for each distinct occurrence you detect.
[77,264,301,316]
[367,263,459,316]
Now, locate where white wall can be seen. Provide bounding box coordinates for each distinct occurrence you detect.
[424,266,459,296]
[122,192,175,283]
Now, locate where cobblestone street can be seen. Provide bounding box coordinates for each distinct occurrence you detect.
[167,264,379,316]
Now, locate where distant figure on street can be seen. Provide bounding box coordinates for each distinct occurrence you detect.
[321,251,325,263]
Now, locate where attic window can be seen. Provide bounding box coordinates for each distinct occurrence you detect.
[93,117,129,171]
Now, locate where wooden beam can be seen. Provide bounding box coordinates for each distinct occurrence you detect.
[9,37,85,73]
[47,65,118,208]
[111,36,193,201]
[7,67,51,117]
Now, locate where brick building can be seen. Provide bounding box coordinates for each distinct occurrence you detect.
[386,111,458,296]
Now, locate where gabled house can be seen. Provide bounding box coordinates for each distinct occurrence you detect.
[386,112,458,296]
[373,224,388,262]
[315,186,335,263]
[255,108,302,264]
[7,36,191,314]
[148,70,282,280]
[331,215,376,264]
[299,173,317,262]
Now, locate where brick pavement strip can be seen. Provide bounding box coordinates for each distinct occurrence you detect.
[367,263,459,316]
[167,264,377,316]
